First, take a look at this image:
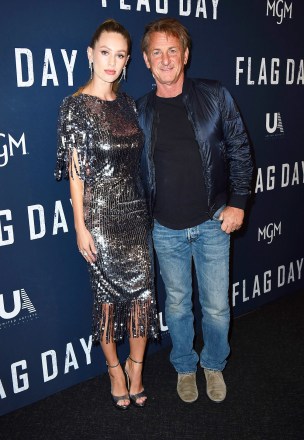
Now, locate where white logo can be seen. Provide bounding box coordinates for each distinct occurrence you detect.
[0,133,27,167]
[0,201,69,247]
[266,1,293,25]
[258,222,282,244]
[15,49,77,87]
[255,161,304,193]
[266,112,284,137]
[100,0,219,19]
[232,258,303,307]
[235,57,304,86]
[0,336,93,400]
[0,289,38,329]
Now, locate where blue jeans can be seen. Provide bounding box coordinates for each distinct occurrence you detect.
[153,208,230,373]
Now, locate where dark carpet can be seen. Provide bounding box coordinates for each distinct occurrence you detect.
[1,290,304,440]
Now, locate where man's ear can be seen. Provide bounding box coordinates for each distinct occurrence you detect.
[143,52,151,69]
[184,48,189,65]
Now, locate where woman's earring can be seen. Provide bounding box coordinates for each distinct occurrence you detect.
[119,66,126,83]
[89,62,93,80]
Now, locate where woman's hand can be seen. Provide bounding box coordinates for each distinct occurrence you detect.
[76,227,97,264]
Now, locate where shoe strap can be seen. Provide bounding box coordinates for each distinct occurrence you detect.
[128,355,143,364]
[106,360,120,368]
[130,390,146,399]
[112,393,130,403]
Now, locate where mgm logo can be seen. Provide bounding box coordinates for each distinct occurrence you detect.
[266,1,293,25]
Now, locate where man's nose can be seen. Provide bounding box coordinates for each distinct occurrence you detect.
[161,52,170,65]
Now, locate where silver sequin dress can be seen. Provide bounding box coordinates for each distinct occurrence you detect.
[55,93,159,343]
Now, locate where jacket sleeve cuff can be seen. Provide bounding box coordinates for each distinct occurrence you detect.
[227,194,249,210]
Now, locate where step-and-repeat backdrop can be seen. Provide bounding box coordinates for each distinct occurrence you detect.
[1,0,303,415]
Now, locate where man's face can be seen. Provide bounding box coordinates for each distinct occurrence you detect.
[143,32,189,87]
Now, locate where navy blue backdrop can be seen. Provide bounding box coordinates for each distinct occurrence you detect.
[1,0,303,415]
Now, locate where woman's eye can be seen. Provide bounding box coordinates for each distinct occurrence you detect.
[117,54,125,59]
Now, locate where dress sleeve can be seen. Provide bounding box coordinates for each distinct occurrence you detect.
[55,96,90,182]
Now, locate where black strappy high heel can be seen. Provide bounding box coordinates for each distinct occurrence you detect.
[124,356,147,408]
[106,360,130,411]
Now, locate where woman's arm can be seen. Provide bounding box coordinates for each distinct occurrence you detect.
[70,149,97,264]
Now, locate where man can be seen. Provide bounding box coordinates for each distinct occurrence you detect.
[137,18,253,403]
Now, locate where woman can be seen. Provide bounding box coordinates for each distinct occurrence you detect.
[55,19,158,410]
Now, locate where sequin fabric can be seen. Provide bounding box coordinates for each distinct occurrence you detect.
[55,93,159,343]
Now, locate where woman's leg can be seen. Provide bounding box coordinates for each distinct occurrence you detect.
[126,336,147,405]
[100,305,130,407]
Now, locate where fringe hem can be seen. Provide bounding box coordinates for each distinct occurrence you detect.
[92,297,159,345]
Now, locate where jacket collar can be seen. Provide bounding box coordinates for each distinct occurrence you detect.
[182,77,192,95]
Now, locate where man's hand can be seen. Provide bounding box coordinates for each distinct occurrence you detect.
[219,207,244,234]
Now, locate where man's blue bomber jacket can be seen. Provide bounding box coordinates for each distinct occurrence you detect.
[136,77,253,221]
